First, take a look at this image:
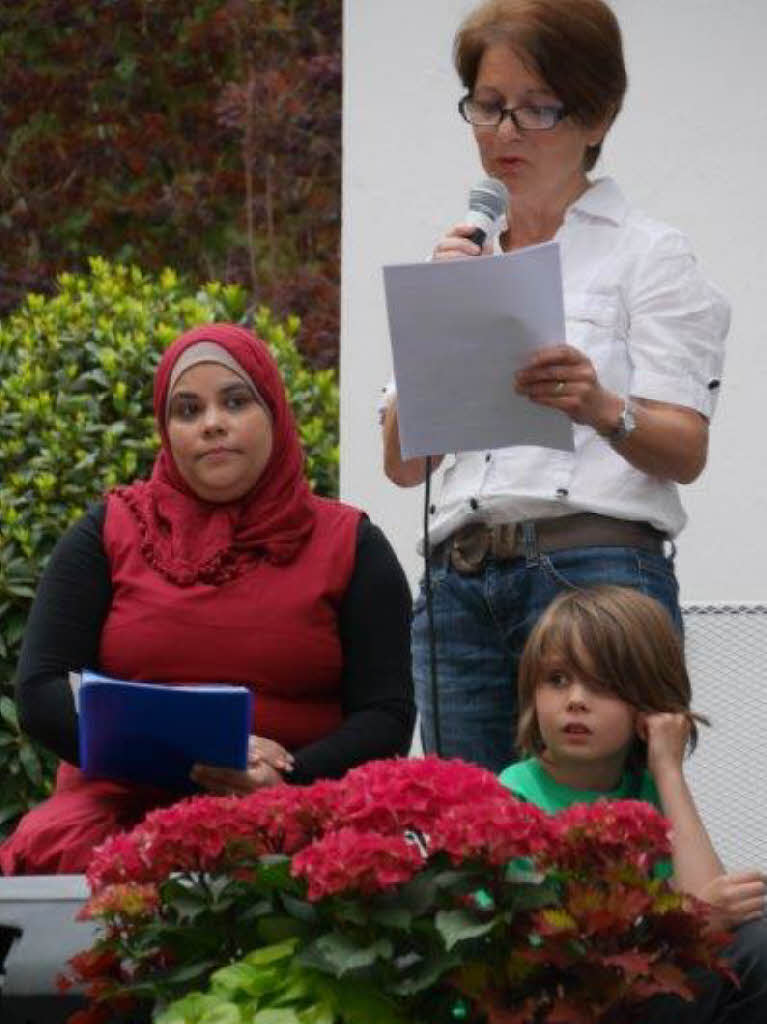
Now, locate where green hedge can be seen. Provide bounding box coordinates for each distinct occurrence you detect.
[0,257,339,833]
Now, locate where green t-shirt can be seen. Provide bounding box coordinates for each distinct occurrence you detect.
[499,757,673,879]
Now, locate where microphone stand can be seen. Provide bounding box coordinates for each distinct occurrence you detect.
[422,455,442,755]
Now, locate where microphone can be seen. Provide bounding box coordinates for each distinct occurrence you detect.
[465,177,509,248]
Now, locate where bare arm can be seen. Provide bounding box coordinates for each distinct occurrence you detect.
[382,398,443,487]
[642,712,766,927]
[641,712,724,892]
[515,345,708,484]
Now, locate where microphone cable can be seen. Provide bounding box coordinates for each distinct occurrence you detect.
[422,455,442,755]
[415,178,507,760]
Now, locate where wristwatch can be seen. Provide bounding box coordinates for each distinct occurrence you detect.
[606,397,636,445]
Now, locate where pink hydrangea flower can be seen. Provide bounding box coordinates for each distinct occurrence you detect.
[428,795,557,865]
[291,827,424,900]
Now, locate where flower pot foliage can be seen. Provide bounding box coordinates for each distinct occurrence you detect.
[0,257,339,832]
[65,757,731,1024]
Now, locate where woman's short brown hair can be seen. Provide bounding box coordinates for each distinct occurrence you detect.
[454,0,627,171]
[516,586,707,767]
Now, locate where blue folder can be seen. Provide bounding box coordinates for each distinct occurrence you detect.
[78,670,252,791]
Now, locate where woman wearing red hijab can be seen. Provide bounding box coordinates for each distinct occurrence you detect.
[1,323,414,874]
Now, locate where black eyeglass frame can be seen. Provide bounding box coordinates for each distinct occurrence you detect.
[458,95,569,131]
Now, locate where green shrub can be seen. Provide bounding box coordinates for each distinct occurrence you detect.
[0,257,339,833]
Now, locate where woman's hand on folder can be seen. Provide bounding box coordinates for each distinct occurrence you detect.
[190,734,294,795]
[247,735,294,774]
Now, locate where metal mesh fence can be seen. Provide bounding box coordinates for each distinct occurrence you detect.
[683,603,767,870]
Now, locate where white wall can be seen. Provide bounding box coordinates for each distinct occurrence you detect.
[341,0,767,602]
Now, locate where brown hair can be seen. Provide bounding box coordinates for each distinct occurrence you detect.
[516,586,708,769]
[454,0,627,171]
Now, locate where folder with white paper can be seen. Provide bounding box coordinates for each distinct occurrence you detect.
[383,240,574,459]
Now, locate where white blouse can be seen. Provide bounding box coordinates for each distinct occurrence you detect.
[383,177,730,544]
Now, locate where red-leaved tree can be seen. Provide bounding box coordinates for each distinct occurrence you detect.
[0,0,341,364]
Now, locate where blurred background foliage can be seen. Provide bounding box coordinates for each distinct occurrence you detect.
[0,0,342,366]
[0,259,340,833]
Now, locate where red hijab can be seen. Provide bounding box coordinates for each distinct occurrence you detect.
[112,323,317,585]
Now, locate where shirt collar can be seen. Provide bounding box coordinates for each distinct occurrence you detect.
[567,176,628,226]
[496,177,628,239]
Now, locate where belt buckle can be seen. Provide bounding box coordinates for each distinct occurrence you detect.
[491,523,520,559]
[450,525,491,574]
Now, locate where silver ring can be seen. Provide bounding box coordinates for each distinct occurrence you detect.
[554,380,565,394]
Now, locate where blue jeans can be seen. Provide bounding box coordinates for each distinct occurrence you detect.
[412,544,681,773]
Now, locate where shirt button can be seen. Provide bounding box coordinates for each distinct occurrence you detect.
[469,498,479,511]
[485,453,492,462]
[429,504,436,514]
[556,488,569,498]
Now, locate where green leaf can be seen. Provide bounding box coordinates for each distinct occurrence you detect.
[243,939,299,968]
[299,933,393,977]
[395,871,438,915]
[156,993,236,1024]
[0,698,18,730]
[435,909,497,951]
[251,1010,301,1024]
[509,879,561,912]
[280,894,318,923]
[256,914,308,945]
[164,958,220,986]
[318,974,408,1024]
[388,950,462,996]
[369,907,413,930]
[18,742,42,786]
[333,900,367,926]
[296,1000,334,1024]
[200,1006,242,1024]
[433,869,473,888]
[211,961,277,999]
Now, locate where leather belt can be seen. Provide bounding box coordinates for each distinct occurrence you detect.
[432,513,666,574]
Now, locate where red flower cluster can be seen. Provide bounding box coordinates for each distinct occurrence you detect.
[71,756,732,1024]
[88,784,334,890]
[428,795,556,865]
[330,755,510,836]
[292,827,425,900]
[85,756,528,906]
[287,758,538,898]
[83,759,671,914]
[546,799,672,874]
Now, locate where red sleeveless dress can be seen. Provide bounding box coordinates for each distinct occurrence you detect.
[0,495,361,874]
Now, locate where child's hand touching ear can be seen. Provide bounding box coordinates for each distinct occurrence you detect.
[636,712,690,780]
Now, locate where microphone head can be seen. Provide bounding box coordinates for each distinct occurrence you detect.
[468,177,509,222]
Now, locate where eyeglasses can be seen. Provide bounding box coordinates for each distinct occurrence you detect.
[458,95,568,131]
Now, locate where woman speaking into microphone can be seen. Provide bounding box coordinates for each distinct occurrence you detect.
[381,0,729,772]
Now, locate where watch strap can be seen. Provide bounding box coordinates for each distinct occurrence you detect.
[607,397,636,444]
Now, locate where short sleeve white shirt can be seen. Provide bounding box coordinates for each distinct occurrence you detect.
[383,178,729,545]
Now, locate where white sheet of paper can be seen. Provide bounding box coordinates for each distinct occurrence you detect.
[68,671,82,713]
[383,241,573,458]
